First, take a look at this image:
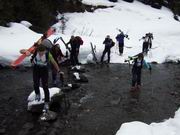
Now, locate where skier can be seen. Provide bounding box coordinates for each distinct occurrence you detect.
[31,45,62,112]
[50,43,64,86]
[131,53,151,91]
[116,31,129,55]
[101,35,115,63]
[147,32,153,49]
[141,34,149,54]
[67,36,83,66]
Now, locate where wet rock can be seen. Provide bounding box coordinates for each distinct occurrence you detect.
[0,128,6,134]
[151,61,158,64]
[51,91,65,104]
[80,93,93,103]
[18,123,34,135]
[170,91,178,96]
[73,72,88,83]
[23,123,34,129]
[39,111,57,122]
[28,103,44,113]
[61,83,81,93]
[35,130,47,135]
[48,129,58,135]
[110,97,121,105]
[71,65,86,73]
[28,88,63,113]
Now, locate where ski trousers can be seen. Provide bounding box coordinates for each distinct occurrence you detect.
[132,67,142,87]
[33,66,49,102]
[101,47,111,63]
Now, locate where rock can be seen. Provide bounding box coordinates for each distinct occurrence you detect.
[51,91,65,104]
[27,88,62,113]
[110,97,121,105]
[27,103,44,113]
[151,61,158,64]
[71,65,86,73]
[80,93,93,104]
[0,128,6,134]
[35,130,47,135]
[18,123,34,135]
[39,111,57,122]
[23,123,34,130]
[73,72,88,83]
[61,83,81,93]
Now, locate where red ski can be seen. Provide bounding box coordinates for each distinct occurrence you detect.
[11,27,55,67]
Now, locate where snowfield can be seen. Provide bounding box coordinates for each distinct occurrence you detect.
[1,0,180,134]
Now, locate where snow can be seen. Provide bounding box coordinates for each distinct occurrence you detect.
[20,21,32,28]
[82,0,116,6]
[73,72,80,80]
[116,109,180,135]
[27,87,61,110]
[0,22,41,64]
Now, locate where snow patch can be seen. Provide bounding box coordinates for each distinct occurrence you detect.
[27,87,61,110]
[20,21,32,28]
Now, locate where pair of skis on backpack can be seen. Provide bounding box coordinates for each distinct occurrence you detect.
[124,46,158,63]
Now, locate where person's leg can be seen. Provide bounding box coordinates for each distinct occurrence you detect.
[41,67,50,103]
[132,69,137,87]
[101,49,106,62]
[142,43,145,53]
[33,66,41,101]
[107,48,110,63]
[137,70,142,86]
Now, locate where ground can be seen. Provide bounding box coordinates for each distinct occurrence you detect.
[0,63,180,135]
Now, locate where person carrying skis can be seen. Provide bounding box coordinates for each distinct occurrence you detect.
[50,42,64,86]
[67,36,83,66]
[131,53,151,91]
[116,31,129,55]
[147,32,153,49]
[141,34,149,54]
[31,45,62,112]
[101,35,115,63]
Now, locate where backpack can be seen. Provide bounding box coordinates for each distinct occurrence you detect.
[31,50,49,67]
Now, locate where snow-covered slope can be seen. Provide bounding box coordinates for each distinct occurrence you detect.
[0,1,180,65]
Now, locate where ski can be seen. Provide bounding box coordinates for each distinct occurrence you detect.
[11,27,55,67]
[60,37,71,52]
[90,42,98,63]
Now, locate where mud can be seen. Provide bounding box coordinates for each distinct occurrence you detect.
[0,63,180,135]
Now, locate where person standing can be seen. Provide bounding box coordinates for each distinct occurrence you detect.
[67,36,83,66]
[101,35,115,63]
[116,31,129,55]
[141,34,149,54]
[50,43,64,86]
[147,33,153,49]
[31,45,62,112]
[131,53,151,91]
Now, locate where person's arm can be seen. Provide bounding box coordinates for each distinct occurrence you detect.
[49,53,60,72]
[103,38,107,44]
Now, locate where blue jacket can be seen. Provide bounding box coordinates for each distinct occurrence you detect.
[116,34,125,44]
